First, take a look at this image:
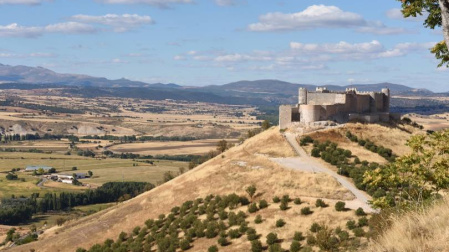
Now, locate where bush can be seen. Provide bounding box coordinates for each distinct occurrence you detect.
[268,244,283,252]
[315,199,327,208]
[259,199,268,209]
[337,230,349,241]
[208,245,219,252]
[251,240,263,252]
[293,231,304,241]
[272,196,280,203]
[247,228,259,241]
[353,227,365,237]
[311,148,321,157]
[180,239,190,251]
[301,207,312,215]
[280,201,288,211]
[266,232,278,245]
[275,219,286,228]
[310,222,322,233]
[335,201,346,211]
[248,203,258,213]
[228,229,241,239]
[290,240,302,252]
[346,220,357,230]
[281,194,290,203]
[306,234,316,245]
[254,215,263,224]
[358,217,369,227]
[218,237,228,246]
[293,198,301,205]
[355,207,366,216]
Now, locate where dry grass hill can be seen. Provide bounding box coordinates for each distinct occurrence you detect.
[7,123,417,252]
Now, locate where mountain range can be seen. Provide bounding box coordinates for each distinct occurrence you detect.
[0,63,438,105]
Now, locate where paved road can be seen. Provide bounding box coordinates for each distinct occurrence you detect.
[272,132,375,213]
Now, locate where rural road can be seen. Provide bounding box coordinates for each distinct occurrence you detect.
[272,132,375,213]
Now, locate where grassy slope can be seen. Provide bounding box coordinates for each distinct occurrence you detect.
[9,127,357,252]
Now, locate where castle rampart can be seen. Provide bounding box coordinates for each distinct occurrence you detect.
[279,87,394,129]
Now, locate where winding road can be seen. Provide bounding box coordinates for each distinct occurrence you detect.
[271,132,375,213]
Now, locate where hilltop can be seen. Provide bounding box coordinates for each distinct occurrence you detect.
[7,123,416,252]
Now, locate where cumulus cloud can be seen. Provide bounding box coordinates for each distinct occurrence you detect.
[0,22,96,38]
[248,5,366,31]
[70,14,154,32]
[0,0,50,5]
[248,5,409,35]
[290,40,435,59]
[96,0,192,8]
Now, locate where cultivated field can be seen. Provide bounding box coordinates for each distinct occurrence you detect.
[0,151,185,198]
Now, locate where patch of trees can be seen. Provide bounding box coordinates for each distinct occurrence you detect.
[0,197,36,225]
[38,182,154,213]
[345,131,397,162]
[83,135,198,142]
[401,117,424,130]
[0,99,85,114]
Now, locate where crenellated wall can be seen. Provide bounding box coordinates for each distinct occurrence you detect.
[279,87,393,129]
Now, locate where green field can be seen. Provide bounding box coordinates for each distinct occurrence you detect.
[0,152,186,198]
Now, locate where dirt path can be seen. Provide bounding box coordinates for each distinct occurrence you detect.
[271,132,376,213]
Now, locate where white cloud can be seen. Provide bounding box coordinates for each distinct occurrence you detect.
[0,22,96,38]
[248,5,366,31]
[0,0,50,5]
[70,14,153,32]
[96,0,192,8]
[0,52,56,58]
[248,5,409,35]
[386,8,426,22]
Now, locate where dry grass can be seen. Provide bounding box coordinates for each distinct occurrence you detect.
[369,199,449,252]
[9,127,358,252]
[108,139,238,156]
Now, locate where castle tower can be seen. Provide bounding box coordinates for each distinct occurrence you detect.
[381,88,390,112]
[298,88,307,105]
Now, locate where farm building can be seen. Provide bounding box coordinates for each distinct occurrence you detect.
[25,165,53,172]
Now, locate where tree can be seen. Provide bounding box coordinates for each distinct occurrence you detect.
[261,120,271,130]
[88,170,93,177]
[364,130,449,208]
[246,185,257,200]
[266,232,278,245]
[217,140,228,153]
[398,0,449,67]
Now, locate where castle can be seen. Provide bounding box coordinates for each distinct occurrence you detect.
[279,87,398,129]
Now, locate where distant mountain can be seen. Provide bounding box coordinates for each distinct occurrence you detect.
[0,63,156,87]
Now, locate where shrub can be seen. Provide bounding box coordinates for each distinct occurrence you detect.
[251,240,263,252]
[248,203,258,213]
[301,207,312,215]
[247,228,258,241]
[217,237,228,246]
[354,157,361,164]
[306,234,316,245]
[355,207,366,216]
[275,219,286,228]
[246,185,257,199]
[293,231,304,241]
[266,232,278,245]
[353,227,365,237]
[315,199,327,208]
[280,201,288,211]
[335,201,346,211]
[358,217,369,227]
[268,244,283,252]
[310,222,322,233]
[290,240,302,252]
[228,229,241,239]
[240,196,250,206]
[254,215,263,224]
[208,245,219,252]
[346,220,357,230]
[272,196,280,203]
[337,230,349,241]
[259,199,268,209]
[180,239,190,251]
[281,194,290,203]
[311,148,321,157]
[293,198,301,205]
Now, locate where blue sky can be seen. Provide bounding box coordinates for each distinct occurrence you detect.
[0,0,447,91]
